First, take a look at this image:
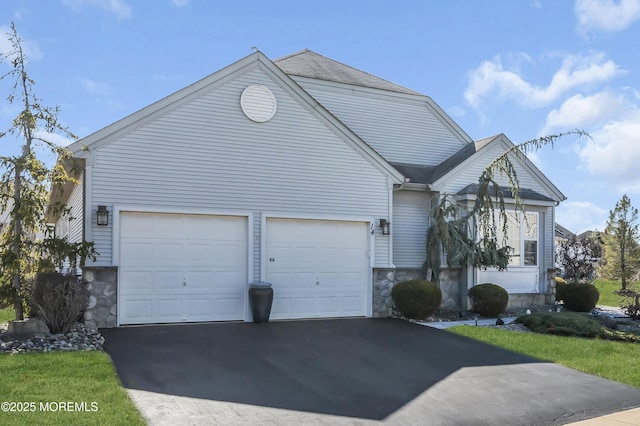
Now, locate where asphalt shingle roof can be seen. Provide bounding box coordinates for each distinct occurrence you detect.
[275,49,421,95]
[457,184,554,202]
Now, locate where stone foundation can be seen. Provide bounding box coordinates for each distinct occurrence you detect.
[372,268,423,317]
[438,267,465,310]
[83,267,118,328]
[372,267,465,317]
[506,293,547,308]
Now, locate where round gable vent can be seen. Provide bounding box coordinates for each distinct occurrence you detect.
[240,84,277,123]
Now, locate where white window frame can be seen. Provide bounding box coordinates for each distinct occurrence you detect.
[497,210,539,268]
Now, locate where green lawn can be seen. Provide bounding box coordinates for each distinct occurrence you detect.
[450,325,640,388]
[1,306,144,425]
[595,279,625,306]
[0,351,145,425]
[0,306,15,324]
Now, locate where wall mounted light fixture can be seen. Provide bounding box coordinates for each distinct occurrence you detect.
[379,218,390,235]
[97,205,109,226]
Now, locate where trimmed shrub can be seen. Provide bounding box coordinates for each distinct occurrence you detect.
[560,283,599,312]
[392,279,442,320]
[555,277,568,302]
[26,272,89,334]
[515,311,640,342]
[515,311,603,337]
[468,283,509,317]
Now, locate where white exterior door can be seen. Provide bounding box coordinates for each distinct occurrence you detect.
[119,212,247,325]
[265,218,369,319]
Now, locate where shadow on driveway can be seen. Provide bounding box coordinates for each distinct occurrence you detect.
[103,318,540,420]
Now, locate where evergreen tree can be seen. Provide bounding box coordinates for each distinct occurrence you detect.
[600,195,640,290]
[0,23,81,319]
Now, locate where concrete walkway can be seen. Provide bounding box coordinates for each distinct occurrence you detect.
[418,317,518,329]
[103,318,640,425]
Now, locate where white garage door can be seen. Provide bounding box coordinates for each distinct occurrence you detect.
[265,218,369,320]
[119,212,247,325]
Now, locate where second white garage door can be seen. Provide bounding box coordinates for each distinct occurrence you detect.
[119,212,247,325]
[265,218,369,320]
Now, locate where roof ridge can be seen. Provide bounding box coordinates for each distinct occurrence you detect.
[274,49,420,95]
[273,48,311,62]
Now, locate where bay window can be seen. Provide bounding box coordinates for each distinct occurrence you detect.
[497,211,538,267]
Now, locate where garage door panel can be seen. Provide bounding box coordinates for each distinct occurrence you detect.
[120,271,153,293]
[212,297,244,317]
[155,298,182,318]
[121,216,154,236]
[152,271,183,291]
[121,241,153,264]
[120,299,153,321]
[266,218,368,320]
[292,297,316,314]
[119,212,247,325]
[154,242,184,264]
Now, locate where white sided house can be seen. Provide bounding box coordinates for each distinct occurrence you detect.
[50,50,565,327]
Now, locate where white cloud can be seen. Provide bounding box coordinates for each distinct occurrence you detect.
[576,0,640,33]
[63,0,133,20]
[556,200,609,233]
[465,52,620,109]
[578,108,640,193]
[171,0,189,7]
[34,130,76,148]
[78,77,114,96]
[540,92,626,134]
[447,105,466,117]
[0,24,43,61]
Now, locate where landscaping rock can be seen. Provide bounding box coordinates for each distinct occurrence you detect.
[6,318,50,339]
[0,322,104,354]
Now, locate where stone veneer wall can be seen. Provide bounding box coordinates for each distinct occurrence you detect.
[372,267,464,317]
[83,266,118,328]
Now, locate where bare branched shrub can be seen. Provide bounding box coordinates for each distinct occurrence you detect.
[27,272,89,334]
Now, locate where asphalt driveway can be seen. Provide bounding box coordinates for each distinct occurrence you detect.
[102,318,640,425]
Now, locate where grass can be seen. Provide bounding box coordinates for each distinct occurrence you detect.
[0,351,145,425]
[0,306,144,425]
[0,306,15,324]
[594,279,628,306]
[450,325,640,388]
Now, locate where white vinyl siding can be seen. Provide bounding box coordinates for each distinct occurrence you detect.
[55,175,84,244]
[296,79,469,166]
[393,190,431,267]
[437,142,550,197]
[87,66,391,273]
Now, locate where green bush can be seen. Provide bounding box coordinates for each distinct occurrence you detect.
[515,311,640,343]
[468,283,509,317]
[555,277,567,302]
[26,272,89,334]
[559,283,599,312]
[515,311,603,337]
[392,279,442,320]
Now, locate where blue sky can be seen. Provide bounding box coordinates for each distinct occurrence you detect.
[2,0,640,234]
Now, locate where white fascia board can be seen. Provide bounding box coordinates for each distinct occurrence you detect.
[68,51,403,185]
[491,134,567,202]
[456,193,558,207]
[68,52,267,157]
[431,134,566,202]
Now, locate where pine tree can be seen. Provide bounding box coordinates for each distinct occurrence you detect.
[600,195,640,290]
[0,23,79,319]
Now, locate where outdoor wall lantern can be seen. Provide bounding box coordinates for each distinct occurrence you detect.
[96,205,109,226]
[379,219,390,235]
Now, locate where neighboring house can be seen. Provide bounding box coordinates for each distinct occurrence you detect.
[555,223,575,244]
[49,50,565,327]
